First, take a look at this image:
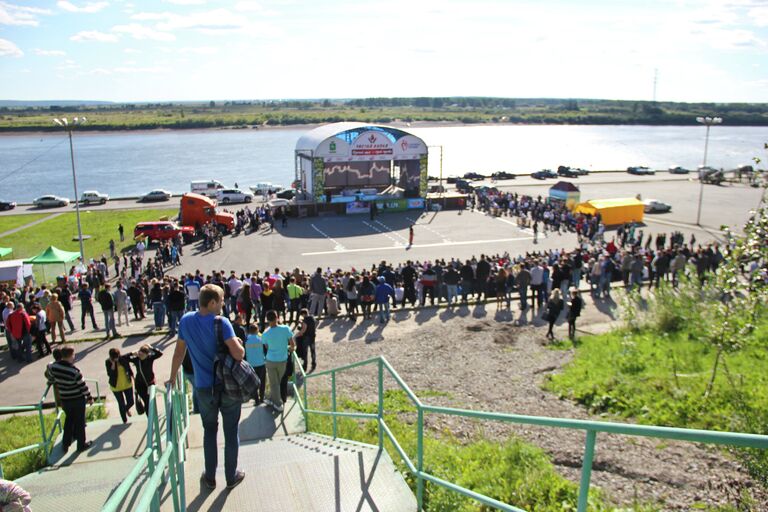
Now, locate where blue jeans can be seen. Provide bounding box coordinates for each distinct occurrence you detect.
[376,302,391,323]
[152,302,165,328]
[168,310,182,334]
[197,387,241,484]
[446,284,458,305]
[103,310,118,337]
[186,299,198,312]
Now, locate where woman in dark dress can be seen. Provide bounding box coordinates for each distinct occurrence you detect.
[545,289,564,340]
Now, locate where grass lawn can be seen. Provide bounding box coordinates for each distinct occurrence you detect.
[0,208,176,266]
[0,405,106,480]
[0,213,53,237]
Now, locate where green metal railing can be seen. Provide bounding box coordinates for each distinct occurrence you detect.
[0,378,103,480]
[290,354,768,512]
[101,373,190,512]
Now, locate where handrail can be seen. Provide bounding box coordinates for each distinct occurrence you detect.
[298,355,768,512]
[102,373,189,512]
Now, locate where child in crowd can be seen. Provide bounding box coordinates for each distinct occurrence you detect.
[244,324,266,405]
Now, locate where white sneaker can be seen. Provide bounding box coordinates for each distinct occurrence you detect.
[273,403,283,412]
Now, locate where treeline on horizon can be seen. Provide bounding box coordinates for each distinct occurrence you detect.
[1,96,767,132]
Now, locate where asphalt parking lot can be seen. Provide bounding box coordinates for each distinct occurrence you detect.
[162,178,761,275]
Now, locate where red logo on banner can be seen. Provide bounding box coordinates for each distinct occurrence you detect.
[401,140,408,151]
[368,134,377,143]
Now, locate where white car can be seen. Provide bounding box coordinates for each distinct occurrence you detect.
[139,189,172,202]
[81,190,109,205]
[643,199,672,213]
[216,188,253,204]
[33,195,70,208]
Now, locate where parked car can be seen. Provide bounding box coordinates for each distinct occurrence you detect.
[33,195,69,208]
[250,182,281,196]
[445,176,458,184]
[216,188,254,204]
[668,166,690,174]
[557,166,580,178]
[139,189,172,202]
[190,180,225,198]
[134,221,194,243]
[276,189,295,200]
[572,167,590,175]
[463,172,485,181]
[0,200,16,211]
[531,169,557,180]
[643,199,672,213]
[81,190,109,205]
[491,171,516,180]
[455,179,474,192]
[627,166,655,175]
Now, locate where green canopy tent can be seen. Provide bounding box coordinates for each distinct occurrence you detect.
[0,247,11,259]
[23,246,81,284]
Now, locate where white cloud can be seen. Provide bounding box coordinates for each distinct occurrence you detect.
[234,1,262,12]
[70,30,120,42]
[113,23,176,41]
[57,1,109,14]
[163,0,206,5]
[0,2,53,26]
[113,65,168,73]
[157,9,249,33]
[0,37,22,57]
[124,47,141,54]
[56,59,80,70]
[749,6,768,26]
[34,48,67,56]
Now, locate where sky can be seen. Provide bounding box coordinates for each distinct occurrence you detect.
[0,0,767,103]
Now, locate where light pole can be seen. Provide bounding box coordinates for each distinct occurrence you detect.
[54,116,87,264]
[695,116,722,226]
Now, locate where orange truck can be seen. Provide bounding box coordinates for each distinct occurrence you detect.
[179,193,235,233]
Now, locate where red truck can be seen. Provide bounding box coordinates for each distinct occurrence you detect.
[179,193,235,233]
[134,221,195,243]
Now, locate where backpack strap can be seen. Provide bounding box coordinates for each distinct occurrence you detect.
[214,315,225,353]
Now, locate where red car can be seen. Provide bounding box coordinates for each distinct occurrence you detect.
[134,221,194,243]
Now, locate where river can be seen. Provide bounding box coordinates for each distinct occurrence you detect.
[0,124,764,202]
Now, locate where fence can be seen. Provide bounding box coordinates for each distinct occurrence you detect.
[0,377,102,480]
[101,374,190,512]
[291,353,768,512]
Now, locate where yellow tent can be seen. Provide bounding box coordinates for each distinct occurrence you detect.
[573,198,645,226]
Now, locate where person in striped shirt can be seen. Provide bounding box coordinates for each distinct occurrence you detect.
[48,346,94,453]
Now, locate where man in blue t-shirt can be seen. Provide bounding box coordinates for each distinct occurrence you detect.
[167,284,246,490]
[244,324,266,404]
[262,309,295,412]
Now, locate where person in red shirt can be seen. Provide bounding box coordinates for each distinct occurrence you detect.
[7,303,32,363]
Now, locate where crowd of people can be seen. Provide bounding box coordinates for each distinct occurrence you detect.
[3,203,766,500]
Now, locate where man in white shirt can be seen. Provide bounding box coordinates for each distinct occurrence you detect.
[227,271,242,319]
[529,261,544,313]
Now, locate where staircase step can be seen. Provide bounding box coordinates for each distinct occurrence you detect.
[16,456,151,512]
[186,399,305,448]
[171,434,416,512]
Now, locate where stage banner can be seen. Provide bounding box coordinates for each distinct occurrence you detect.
[313,157,325,202]
[419,154,429,197]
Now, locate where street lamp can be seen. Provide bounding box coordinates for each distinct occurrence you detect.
[695,116,722,226]
[53,116,87,264]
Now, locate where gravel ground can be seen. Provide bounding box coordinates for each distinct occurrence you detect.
[309,300,766,510]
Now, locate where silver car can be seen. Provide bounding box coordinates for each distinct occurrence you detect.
[33,195,70,208]
[643,199,672,213]
[139,189,172,202]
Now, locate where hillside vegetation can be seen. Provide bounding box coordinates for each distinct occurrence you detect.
[1,97,767,131]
